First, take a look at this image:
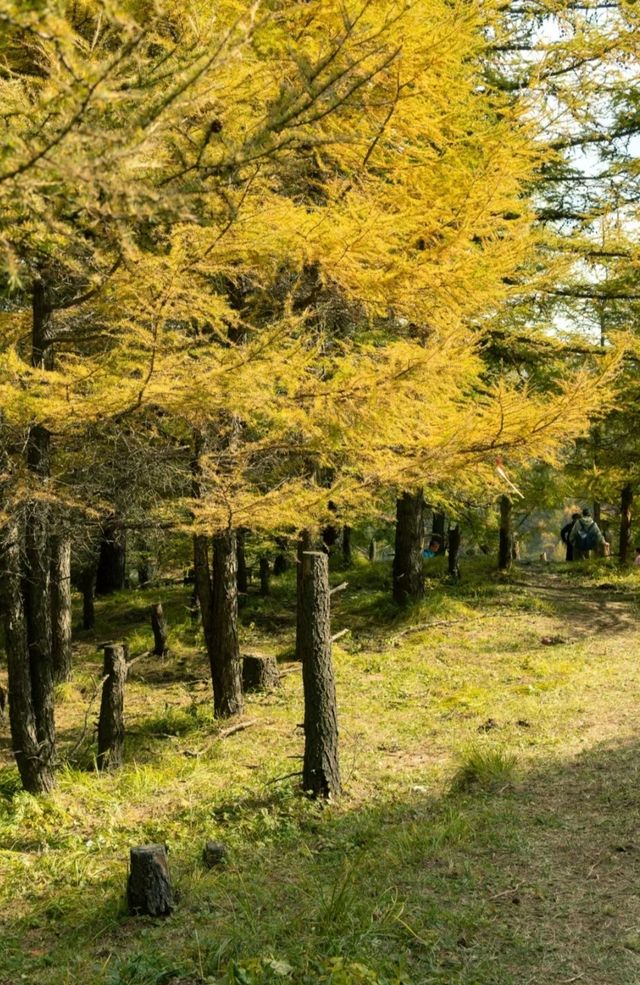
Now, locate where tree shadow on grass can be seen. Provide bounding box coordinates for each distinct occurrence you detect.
[3,737,640,984]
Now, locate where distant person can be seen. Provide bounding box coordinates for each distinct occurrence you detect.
[422,537,442,559]
[561,512,581,562]
[569,508,606,560]
[635,547,640,567]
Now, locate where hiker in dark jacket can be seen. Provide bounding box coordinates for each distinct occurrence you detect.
[569,508,605,560]
[561,512,581,562]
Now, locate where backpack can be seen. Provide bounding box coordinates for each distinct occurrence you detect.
[575,521,599,551]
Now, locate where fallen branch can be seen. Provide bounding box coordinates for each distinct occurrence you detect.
[218,719,257,740]
[267,770,303,785]
[330,581,349,596]
[331,628,350,643]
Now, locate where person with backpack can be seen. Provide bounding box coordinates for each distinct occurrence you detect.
[569,508,606,560]
[560,512,581,561]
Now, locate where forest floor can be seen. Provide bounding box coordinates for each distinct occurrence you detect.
[1,555,640,985]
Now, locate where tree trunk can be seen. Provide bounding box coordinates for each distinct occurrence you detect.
[296,529,313,661]
[273,537,288,575]
[50,534,72,683]
[97,643,127,770]
[368,538,376,562]
[95,518,126,595]
[432,509,446,543]
[79,565,96,630]
[1,521,56,793]
[392,489,425,605]
[300,551,341,798]
[448,525,461,580]
[237,527,248,596]
[137,552,154,588]
[150,603,168,658]
[211,530,243,718]
[342,525,352,566]
[23,274,56,787]
[619,482,633,565]
[259,557,271,596]
[498,495,513,571]
[127,845,174,916]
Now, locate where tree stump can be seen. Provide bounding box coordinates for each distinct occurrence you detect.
[202,840,228,868]
[300,551,341,798]
[150,602,169,658]
[97,643,127,770]
[242,653,280,692]
[127,844,174,916]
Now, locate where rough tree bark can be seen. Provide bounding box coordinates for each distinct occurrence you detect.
[295,529,313,661]
[150,603,168,658]
[448,525,461,580]
[619,482,633,565]
[50,533,72,683]
[127,845,174,916]
[1,521,56,793]
[20,275,57,790]
[237,528,248,596]
[393,489,425,605]
[498,495,513,571]
[97,643,127,770]
[95,517,126,595]
[211,530,243,718]
[242,653,280,692]
[300,551,341,798]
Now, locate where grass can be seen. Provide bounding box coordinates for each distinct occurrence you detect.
[1,555,640,984]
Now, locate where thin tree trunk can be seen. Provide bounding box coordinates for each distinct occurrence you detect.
[211,530,243,718]
[448,525,461,580]
[342,525,352,566]
[393,489,425,605]
[23,274,56,787]
[273,537,288,575]
[498,495,513,571]
[296,529,313,661]
[97,643,127,770]
[192,430,214,652]
[300,551,341,798]
[619,482,633,565]
[50,533,72,683]
[259,556,271,596]
[1,521,55,793]
[79,565,96,630]
[432,509,446,544]
[95,518,126,595]
[150,602,168,657]
[237,527,248,596]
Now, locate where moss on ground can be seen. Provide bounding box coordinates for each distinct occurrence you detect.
[1,556,640,984]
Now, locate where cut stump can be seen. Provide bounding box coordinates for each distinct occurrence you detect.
[127,844,174,916]
[242,653,280,692]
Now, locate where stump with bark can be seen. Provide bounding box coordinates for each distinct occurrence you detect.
[242,653,280,692]
[97,643,127,770]
[127,844,174,916]
[150,602,169,658]
[300,551,341,798]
